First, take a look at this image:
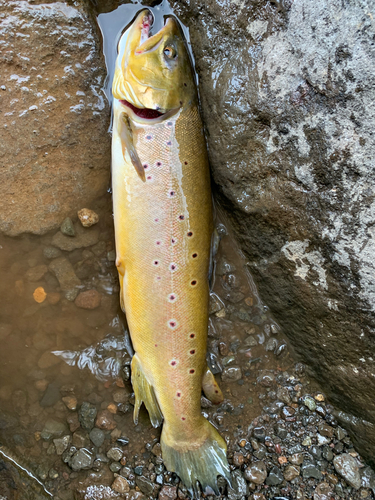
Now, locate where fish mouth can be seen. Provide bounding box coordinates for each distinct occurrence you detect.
[119,99,165,120]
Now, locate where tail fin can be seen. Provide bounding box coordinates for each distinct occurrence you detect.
[160,418,230,498]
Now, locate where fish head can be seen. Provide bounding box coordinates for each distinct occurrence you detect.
[113,9,197,115]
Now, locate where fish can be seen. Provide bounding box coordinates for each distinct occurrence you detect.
[111,9,230,496]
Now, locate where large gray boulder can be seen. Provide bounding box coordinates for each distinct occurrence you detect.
[0,0,110,235]
[171,0,375,465]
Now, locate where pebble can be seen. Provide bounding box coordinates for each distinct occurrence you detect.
[109,462,121,472]
[74,289,101,309]
[25,264,48,282]
[158,485,177,500]
[244,335,257,347]
[316,433,331,446]
[95,409,116,430]
[47,292,61,305]
[41,419,67,440]
[78,208,99,227]
[40,382,60,407]
[222,366,242,382]
[53,435,71,455]
[228,469,248,499]
[244,461,267,484]
[69,448,94,471]
[78,402,97,431]
[318,422,334,437]
[302,436,312,446]
[136,476,155,496]
[43,246,62,259]
[333,453,361,489]
[89,428,105,447]
[303,396,317,411]
[49,257,81,291]
[33,287,47,303]
[301,463,323,480]
[72,429,90,448]
[52,223,99,251]
[62,396,77,411]
[112,476,130,494]
[60,217,75,236]
[67,413,80,433]
[107,447,123,461]
[232,452,245,466]
[266,466,284,485]
[284,465,300,481]
[134,466,144,476]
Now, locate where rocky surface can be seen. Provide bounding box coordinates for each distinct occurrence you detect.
[168,0,375,465]
[0,0,110,236]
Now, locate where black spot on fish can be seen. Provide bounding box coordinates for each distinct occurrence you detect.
[191,280,197,286]
[187,231,193,237]
[192,253,197,258]
[179,215,184,220]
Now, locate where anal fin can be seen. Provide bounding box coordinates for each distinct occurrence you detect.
[202,365,224,404]
[131,354,163,428]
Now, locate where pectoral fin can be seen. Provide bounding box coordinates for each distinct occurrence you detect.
[202,365,224,404]
[120,113,146,182]
[131,354,163,427]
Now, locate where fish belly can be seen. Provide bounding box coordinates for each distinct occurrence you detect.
[112,102,212,437]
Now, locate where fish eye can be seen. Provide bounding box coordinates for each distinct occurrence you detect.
[164,46,177,59]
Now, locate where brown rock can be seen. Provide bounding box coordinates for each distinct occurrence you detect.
[51,223,99,252]
[158,486,177,500]
[95,409,116,430]
[232,452,245,466]
[67,413,80,433]
[62,396,77,411]
[244,461,267,484]
[284,465,300,481]
[112,476,130,494]
[48,257,81,291]
[47,292,61,305]
[78,208,99,227]
[75,289,101,309]
[33,287,47,303]
[0,2,109,237]
[26,265,48,282]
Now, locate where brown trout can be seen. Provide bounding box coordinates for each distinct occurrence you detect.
[111,10,230,495]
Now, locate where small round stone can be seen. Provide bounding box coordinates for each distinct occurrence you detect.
[77,208,99,227]
[75,289,101,309]
[60,217,75,236]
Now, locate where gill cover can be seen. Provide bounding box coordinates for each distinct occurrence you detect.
[113,9,197,113]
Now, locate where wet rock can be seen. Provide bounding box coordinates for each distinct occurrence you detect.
[78,402,97,431]
[62,396,78,411]
[109,462,121,473]
[221,366,242,382]
[244,335,257,347]
[43,247,62,260]
[322,446,334,462]
[244,461,267,484]
[67,413,80,433]
[90,428,105,447]
[253,443,267,460]
[228,469,248,499]
[95,409,116,430]
[232,452,245,467]
[135,476,156,496]
[303,396,316,411]
[361,466,375,491]
[284,465,300,481]
[69,448,94,471]
[257,371,275,387]
[61,218,75,237]
[78,208,99,227]
[40,382,60,407]
[74,289,101,309]
[72,429,90,448]
[158,485,177,500]
[333,453,361,490]
[112,476,130,494]
[53,435,71,456]
[265,466,284,485]
[301,463,323,480]
[52,223,99,252]
[0,1,109,236]
[107,447,122,462]
[49,257,81,291]
[318,422,334,438]
[25,265,48,282]
[41,419,67,440]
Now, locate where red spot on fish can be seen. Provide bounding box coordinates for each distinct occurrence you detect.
[155,218,159,222]
[189,369,195,374]
[187,231,193,237]
[181,417,186,421]
[156,161,162,167]
[169,191,175,197]
[143,164,148,169]
[155,344,158,347]
[170,360,177,366]
[190,350,195,355]
[177,392,181,397]
[169,320,177,328]
[169,294,175,301]
[156,241,161,246]
[147,175,152,180]
[179,215,184,220]
[191,280,197,286]
[170,263,177,271]
[171,238,176,244]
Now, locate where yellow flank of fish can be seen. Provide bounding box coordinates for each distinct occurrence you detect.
[111,9,230,496]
